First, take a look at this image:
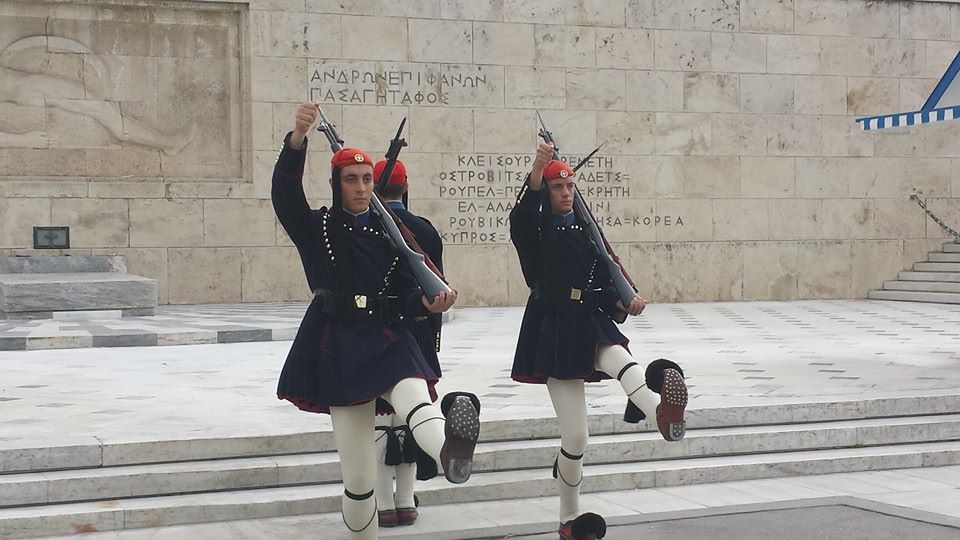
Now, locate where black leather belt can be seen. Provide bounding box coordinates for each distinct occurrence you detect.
[530,283,601,309]
[313,289,403,323]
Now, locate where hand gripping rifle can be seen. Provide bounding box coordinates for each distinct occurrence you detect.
[315,107,452,298]
[535,112,638,320]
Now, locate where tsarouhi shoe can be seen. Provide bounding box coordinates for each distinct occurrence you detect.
[559,512,606,539]
[646,359,688,441]
[378,509,398,528]
[439,392,481,483]
[396,506,418,525]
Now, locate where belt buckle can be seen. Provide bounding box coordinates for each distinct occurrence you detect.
[569,288,582,301]
[354,295,367,309]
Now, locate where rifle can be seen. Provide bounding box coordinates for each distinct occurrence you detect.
[376,118,407,193]
[535,112,638,321]
[314,107,452,298]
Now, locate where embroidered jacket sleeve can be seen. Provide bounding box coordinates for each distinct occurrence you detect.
[271,132,314,250]
[509,179,543,288]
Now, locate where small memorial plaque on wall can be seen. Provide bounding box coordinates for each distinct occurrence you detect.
[33,227,70,249]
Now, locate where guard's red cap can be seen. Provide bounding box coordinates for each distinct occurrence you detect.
[373,160,407,186]
[331,147,373,168]
[543,160,574,181]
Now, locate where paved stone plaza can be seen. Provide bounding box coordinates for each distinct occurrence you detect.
[0,303,306,351]
[2,299,960,538]
[2,300,959,445]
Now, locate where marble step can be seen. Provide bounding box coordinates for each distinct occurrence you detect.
[5,393,960,475]
[2,414,959,509]
[943,242,960,253]
[3,441,960,538]
[0,256,126,274]
[868,290,960,304]
[882,280,960,293]
[929,252,960,263]
[897,271,960,283]
[0,273,157,318]
[913,261,960,272]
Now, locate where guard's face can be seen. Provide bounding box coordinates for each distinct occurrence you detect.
[339,163,374,214]
[546,177,575,214]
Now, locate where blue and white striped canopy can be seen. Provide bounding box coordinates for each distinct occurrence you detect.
[857,50,960,131]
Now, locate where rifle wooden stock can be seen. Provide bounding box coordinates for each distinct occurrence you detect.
[314,108,452,298]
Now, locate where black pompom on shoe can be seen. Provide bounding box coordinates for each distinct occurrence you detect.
[441,391,481,415]
[644,358,684,393]
[559,512,607,539]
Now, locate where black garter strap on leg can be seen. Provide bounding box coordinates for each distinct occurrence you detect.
[406,402,443,432]
[552,447,584,486]
[341,488,376,533]
[344,488,374,501]
[616,361,639,381]
[405,402,430,426]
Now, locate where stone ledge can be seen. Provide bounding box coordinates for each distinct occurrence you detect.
[0,272,158,318]
[0,255,125,274]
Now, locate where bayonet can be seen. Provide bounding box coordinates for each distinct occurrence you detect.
[572,143,605,173]
[375,117,408,193]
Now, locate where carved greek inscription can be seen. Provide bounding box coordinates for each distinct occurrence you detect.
[308,64,488,106]
[436,154,685,245]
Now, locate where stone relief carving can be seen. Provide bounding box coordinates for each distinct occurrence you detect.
[0,2,244,181]
[0,35,198,155]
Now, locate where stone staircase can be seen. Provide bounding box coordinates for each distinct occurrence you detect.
[2,394,960,538]
[869,241,960,304]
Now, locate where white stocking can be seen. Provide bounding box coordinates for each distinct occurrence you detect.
[384,378,443,463]
[374,414,396,512]
[546,377,588,524]
[393,414,417,508]
[330,401,378,539]
[596,345,659,420]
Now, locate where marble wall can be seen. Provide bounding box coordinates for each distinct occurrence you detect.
[1,0,958,305]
